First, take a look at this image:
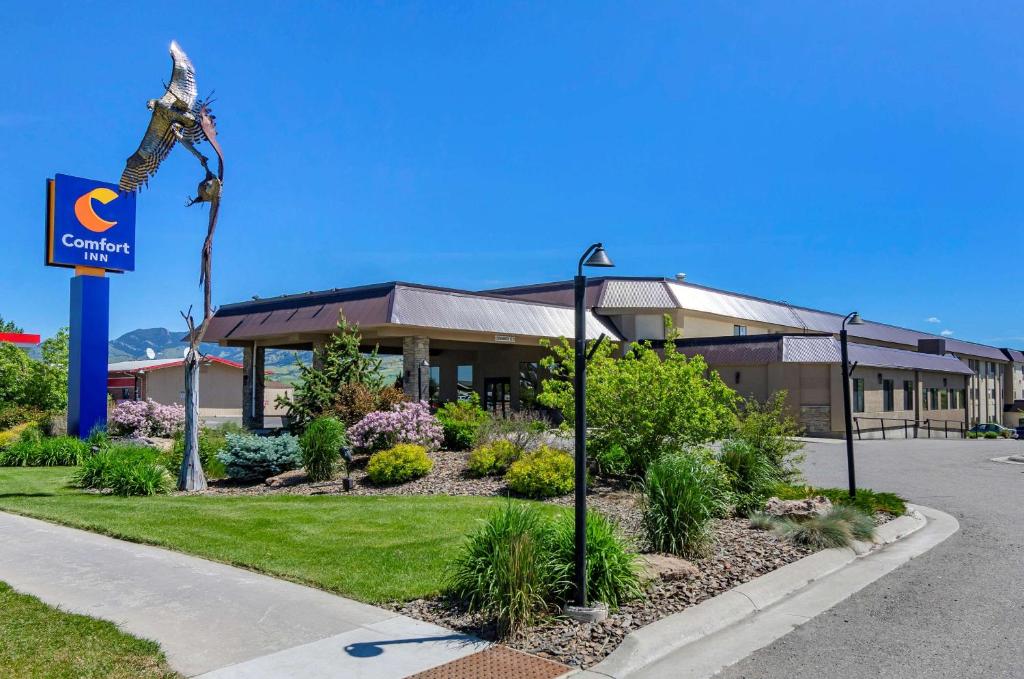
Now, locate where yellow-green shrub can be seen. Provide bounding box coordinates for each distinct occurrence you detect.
[505,446,574,498]
[467,440,522,477]
[366,443,433,485]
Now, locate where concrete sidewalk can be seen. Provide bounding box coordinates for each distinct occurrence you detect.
[0,512,486,677]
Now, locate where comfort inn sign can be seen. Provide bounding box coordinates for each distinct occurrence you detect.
[46,173,136,272]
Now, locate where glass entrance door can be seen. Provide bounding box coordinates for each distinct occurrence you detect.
[484,377,511,417]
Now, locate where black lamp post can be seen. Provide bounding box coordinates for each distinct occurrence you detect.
[839,311,864,500]
[573,242,614,609]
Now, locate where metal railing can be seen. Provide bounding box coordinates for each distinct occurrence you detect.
[852,416,966,440]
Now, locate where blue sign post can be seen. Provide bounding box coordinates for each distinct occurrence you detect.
[46,174,136,438]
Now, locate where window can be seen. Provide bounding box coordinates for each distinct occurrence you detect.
[853,378,865,413]
[429,366,441,403]
[903,380,914,410]
[635,314,665,340]
[733,325,748,336]
[948,388,957,410]
[930,388,940,409]
[882,379,894,412]
[735,371,742,385]
[940,389,948,410]
[456,364,474,401]
[519,362,541,410]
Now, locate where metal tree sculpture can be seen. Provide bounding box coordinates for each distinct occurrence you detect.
[120,41,223,491]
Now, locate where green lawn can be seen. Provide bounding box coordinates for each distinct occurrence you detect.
[0,581,179,679]
[0,467,554,603]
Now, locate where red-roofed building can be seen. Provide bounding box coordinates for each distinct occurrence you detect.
[107,356,246,418]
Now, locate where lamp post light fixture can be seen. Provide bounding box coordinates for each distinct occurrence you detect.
[569,242,614,620]
[839,311,864,499]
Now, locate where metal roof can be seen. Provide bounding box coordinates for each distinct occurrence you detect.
[491,277,1008,361]
[108,356,243,373]
[1002,348,1024,362]
[673,334,972,375]
[205,282,617,343]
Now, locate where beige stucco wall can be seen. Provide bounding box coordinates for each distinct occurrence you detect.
[143,362,243,411]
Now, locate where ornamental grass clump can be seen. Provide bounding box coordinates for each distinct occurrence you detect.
[467,439,522,477]
[0,434,90,467]
[547,511,643,608]
[642,448,732,558]
[348,402,443,453]
[773,513,852,550]
[718,438,780,516]
[73,445,173,496]
[299,416,347,482]
[216,433,302,481]
[825,505,876,541]
[504,445,574,498]
[447,502,561,636]
[366,443,433,485]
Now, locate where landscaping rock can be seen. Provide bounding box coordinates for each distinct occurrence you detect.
[265,469,308,487]
[763,495,833,518]
[637,554,699,581]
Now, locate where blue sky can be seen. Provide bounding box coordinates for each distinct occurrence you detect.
[3,2,1022,346]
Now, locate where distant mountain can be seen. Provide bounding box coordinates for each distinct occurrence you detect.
[108,327,310,384]
[107,328,401,385]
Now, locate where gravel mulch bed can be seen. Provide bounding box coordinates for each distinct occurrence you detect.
[198,450,511,497]
[389,517,815,668]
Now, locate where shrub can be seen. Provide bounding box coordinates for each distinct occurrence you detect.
[331,383,407,428]
[719,438,780,516]
[108,399,185,438]
[216,433,302,481]
[0,422,35,447]
[366,443,433,484]
[547,511,643,608]
[539,330,739,476]
[467,440,522,477]
[167,423,240,479]
[300,416,347,482]
[734,392,804,482]
[0,404,45,430]
[966,431,978,439]
[73,444,173,496]
[642,448,732,557]
[773,483,907,516]
[505,445,574,498]
[436,395,488,450]
[827,505,876,542]
[774,513,853,550]
[593,443,631,479]
[276,316,389,429]
[348,402,442,452]
[447,502,563,635]
[984,431,999,439]
[476,411,547,452]
[0,435,90,466]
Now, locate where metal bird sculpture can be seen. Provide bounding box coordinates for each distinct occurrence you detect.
[119,41,209,192]
[119,40,227,493]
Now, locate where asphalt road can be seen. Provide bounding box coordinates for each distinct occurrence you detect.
[717,437,1024,679]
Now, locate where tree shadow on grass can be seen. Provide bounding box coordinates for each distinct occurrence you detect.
[0,492,56,498]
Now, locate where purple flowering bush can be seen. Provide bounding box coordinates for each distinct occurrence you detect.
[109,399,186,438]
[348,401,443,452]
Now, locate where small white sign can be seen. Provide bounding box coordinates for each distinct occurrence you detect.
[494,334,516,344]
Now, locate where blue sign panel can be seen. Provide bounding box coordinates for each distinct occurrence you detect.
[47,173,136,272]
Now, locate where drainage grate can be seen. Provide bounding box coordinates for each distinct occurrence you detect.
[408,645,571,679]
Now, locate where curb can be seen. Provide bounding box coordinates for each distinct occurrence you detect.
[584,505,942,679]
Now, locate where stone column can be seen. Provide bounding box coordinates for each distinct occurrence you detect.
[402,336,430,401]
[242,344,266,430]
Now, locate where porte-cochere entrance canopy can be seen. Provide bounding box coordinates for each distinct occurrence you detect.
[202,281,619,428]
